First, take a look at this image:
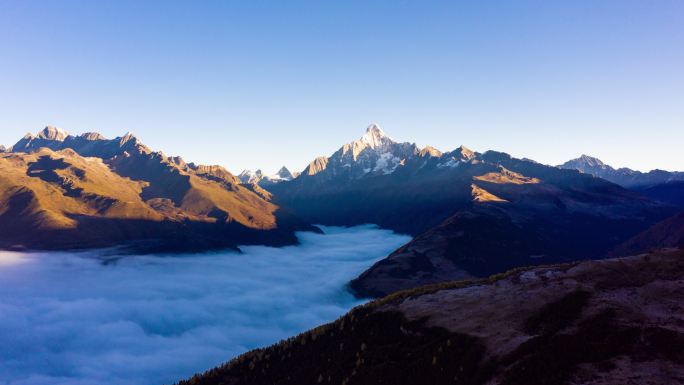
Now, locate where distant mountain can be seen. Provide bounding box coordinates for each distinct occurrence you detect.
[12,126,152,159]
[237,169,264,184]
[560,154,684,188]
[0,126,309,252]
[238,166,298,187]
[178,249,684,385]
[0,144,6,152]
[268,124,674,297]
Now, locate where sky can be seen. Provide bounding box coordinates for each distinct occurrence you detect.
[0,0,682,174]
[0,225,411,385]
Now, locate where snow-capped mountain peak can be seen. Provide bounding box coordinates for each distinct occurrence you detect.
[238,169,264,184]
[238,167,297,186]
[360,123,393,149]
[302,124,422,179]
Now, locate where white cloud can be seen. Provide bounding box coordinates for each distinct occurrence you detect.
[0,225,410,385]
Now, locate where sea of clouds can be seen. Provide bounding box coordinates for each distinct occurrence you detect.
[0,225,410,385]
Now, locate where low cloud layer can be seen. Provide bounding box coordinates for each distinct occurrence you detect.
[0,225,410,385]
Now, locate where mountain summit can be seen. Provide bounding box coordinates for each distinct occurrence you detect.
[274,166,296,180]
[563,154,608,169]
[298,124,423,179]
[359,123,393,149]
[36,125,69,141]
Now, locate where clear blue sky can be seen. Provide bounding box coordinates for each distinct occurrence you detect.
[1,0,682,174]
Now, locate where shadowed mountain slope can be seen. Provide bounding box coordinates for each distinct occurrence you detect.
[633,181,684,208]
[178,249,684,385]
[612,211,684,257]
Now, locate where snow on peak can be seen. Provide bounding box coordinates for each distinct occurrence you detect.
[372,152,402,174]
[237,169,264,184]
[360,123,393,148]
[240,169,263,178]
[238,167,296,185]
[37,125,69,141]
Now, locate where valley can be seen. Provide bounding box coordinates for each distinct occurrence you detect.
[0,225,410,385]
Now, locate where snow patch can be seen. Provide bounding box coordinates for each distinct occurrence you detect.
[438,158,461,169]
[373,152,402,174]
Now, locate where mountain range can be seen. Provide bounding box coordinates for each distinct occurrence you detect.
[267,124,675,297]
[559,154,684,209]
[560,154,684,188]
[1,124,681,293]
[237,166,298,187]
[0,126,310,252]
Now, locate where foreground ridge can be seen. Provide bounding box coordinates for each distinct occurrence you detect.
[177,249,684,385]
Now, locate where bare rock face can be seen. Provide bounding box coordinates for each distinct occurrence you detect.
[37,125,69,141]
[178,250,684,385]
[302,156,329,176]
